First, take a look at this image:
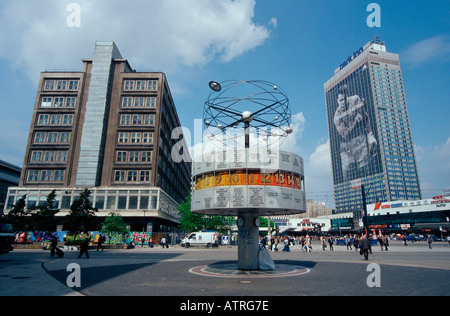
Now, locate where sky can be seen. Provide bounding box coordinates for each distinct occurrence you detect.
[0,0,449,208]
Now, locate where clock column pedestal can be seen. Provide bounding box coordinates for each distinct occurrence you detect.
[237,211,260,270]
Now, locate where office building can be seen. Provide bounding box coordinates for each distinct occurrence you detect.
[4,41,191,232]
[324,37,421,221]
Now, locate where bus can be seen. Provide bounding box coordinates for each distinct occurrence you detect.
[0,218,14,254]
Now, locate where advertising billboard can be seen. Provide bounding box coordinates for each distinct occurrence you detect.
[326,62,383,185]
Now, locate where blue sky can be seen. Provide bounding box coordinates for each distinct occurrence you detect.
[0,0,449,207]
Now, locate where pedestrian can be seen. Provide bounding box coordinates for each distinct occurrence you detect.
[282,236,290,252]
[377,235,384,251]
[260,236,266,250]
[359,235,372,260]
[346,235,352,250]
[353,236,359,252]
[321,237,327,251]
[328,236,334,251]
[382,235,389,251]
[78,235,90,259]
[97,234,104,251]
[50,235,58,257]
[402,235,408,246]
[427,235,433,249]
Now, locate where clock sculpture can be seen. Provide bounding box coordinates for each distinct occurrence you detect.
[192,80,306,270]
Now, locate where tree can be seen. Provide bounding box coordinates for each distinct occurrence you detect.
[63,189,98,234]
[7,195,31,231]
[29,190,60,231]
[101,212,129,235]
[177,194,234,233]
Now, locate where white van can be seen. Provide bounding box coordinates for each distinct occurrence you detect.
[182,231,218,248]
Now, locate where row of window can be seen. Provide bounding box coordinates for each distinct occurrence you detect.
[30,150,68,163]
[122,96,157,108]
[114,170,151,182]
[124,80,158,91]
[34,132,71,144]
[27,169,65,182]
[118,132,153,144]
[38,114,73,126]
[120,114,154,126]
[116,151,152,163]
[41,96,76,108]
[44,80,79,91]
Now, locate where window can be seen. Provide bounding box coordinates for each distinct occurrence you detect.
[142,151,152,162]
[117,151,127,162]
[131,133,141,143]
[115,170,125,182]
[53,170,64,182]
[144,114,154,125]
[135,97,144,107]
[38,114,49,125]
[63,114,73,125]
[60,132,70,143]
[133,114,142,125]
[47,132,58,143]
[127,170,138,181]
[27,170,39,182]
[44,80,54,90]
[146,97,156,107]
[68,80,79,90]
[129,151,139,162]
[40,170,51,181]
[56,80,67,90]
[31,151,42,162]
[120,114,131,125]
[122,97,133,107]
[136,80,146,90]
[119,132,129,143]
[148,80,157,90]
[124,80,134,90]
[142,132,153,144]
[66,97,76,107]
[41,97,52,107]
[54,97,64,107]
[56,151,67,162]
[44,151,55,162]
[140,170,150,181]
[35,132,46,143]
[50,114,61,125]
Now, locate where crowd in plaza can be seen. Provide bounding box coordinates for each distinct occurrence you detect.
[259,232,449,260]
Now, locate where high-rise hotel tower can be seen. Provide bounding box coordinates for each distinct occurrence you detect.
[4,42,191,232]
[324,38,421,217]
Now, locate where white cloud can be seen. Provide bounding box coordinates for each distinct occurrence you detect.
[304,139,335,208]
[0,0,273,82]
[402,35,450,66]
[415,138,450,197]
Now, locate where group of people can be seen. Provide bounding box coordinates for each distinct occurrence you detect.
[49,233,106,259]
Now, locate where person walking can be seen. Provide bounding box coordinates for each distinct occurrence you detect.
[427,235,433,249]
[359,235,372,260]
[321,236,327,251]
[328,236,334,251]
[346,235,352,250]
[377,234,384,251]
[50,235,58,257]
[78,235,90,259]
[97,234,105,251]
[382,235,389,251]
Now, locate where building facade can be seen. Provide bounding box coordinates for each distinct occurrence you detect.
[324,38,421,220]
[5,41,191,232]
[0,160,21,214]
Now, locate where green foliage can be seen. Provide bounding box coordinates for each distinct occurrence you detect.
[101,212,129,235]
[177,194,234,234]
[63,189,98,234]
[29,190,60,231]
[7,195,31,231]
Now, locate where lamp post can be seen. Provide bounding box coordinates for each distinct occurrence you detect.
[361,185,368,235]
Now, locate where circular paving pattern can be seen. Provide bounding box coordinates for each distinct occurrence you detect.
[189,261,312,279]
